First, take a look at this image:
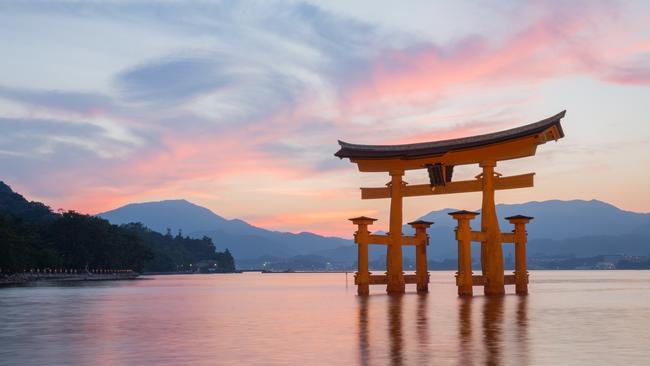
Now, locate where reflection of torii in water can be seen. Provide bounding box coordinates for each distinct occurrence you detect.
[355,294,529,365]
[336,111,566,295]
[457,296,529,366]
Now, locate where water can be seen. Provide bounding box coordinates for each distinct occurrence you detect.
[1,271,649,366]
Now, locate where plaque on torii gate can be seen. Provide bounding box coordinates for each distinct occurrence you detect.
[335,111,566,295]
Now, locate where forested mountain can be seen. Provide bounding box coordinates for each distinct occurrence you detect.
[0,181,54,221]
[120,223,235,273]
[0,182,234,274]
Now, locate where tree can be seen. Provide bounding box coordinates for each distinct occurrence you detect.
[0,182,234,274]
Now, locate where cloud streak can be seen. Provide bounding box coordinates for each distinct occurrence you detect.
[116,57,233,103]
[0,0,649,235]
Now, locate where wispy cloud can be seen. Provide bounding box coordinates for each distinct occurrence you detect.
[0,0,649,234]
[115,57,233,104]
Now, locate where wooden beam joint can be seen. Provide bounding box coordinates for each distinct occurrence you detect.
[470,231,486,242]
[501,233,515,243]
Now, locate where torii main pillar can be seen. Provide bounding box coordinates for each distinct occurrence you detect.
[387,170,406,294]
[480,161,505,295]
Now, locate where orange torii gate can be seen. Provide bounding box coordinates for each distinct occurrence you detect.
[335,111,566,296]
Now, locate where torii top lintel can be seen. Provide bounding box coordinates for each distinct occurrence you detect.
[335,111,566,172]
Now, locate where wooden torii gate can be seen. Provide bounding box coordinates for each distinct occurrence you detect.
[335,111,566,295]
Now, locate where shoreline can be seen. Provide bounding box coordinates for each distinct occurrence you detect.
[0,272,140,286]
[5,268,647,285]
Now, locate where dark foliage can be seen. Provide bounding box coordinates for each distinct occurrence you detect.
[0,181,235,274]
[0,182,54,222]
[49,211,154,272]
[120,223,235,272]
[0,213,60,272]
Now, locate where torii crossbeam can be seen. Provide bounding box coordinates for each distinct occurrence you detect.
[335,111,566,295]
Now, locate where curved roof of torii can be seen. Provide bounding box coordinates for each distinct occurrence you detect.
[335,110,566,160]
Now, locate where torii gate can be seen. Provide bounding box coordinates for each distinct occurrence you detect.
[335,111,566,296]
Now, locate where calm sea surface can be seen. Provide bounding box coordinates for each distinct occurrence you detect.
[1,271,649,366]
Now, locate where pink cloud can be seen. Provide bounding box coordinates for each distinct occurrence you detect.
[602,62,650,85]
[50,107,334,214]
[342,1,650,115]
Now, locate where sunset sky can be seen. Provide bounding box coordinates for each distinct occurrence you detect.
[1,1,649,236]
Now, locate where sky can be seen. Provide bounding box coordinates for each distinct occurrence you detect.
[1,0,649,236]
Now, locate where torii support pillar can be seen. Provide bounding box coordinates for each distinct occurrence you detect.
[450,211,479,296]
[386,170,406,294]
[506,215,533,295]
[408,220,433,292]
[350,216,377,296]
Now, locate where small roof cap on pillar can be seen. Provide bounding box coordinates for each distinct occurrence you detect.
[448,210,479,216]
[349,216,377,224]
[448,210,480,219]
[505,214,534,223]
[408,219,434,227]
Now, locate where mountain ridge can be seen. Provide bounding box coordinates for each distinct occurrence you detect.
[98,199,350,260]
[98,198,650,265]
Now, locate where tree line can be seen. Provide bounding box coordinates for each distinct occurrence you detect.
[0,181,235,274]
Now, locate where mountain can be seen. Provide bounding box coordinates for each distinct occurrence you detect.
[99,199,243,234]
[0,181,54,221]
[414,199,650,240]
[527,234,650,257]
[98,200,350,261]
[404,199,650,259]
[631,222,650,237]
[339,199,650,261]
[99,198,650,266]
[496,199,650,240]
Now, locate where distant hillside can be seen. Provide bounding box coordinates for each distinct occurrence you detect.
[99,199,239,234]
[414,199,650,240]
[0,181,54,221]
[527,233,650,257]
[496,199,650,240]
[99,200,351,260]
[631,222,650,236]
[100,198,650,267]
[359,199,650,262]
